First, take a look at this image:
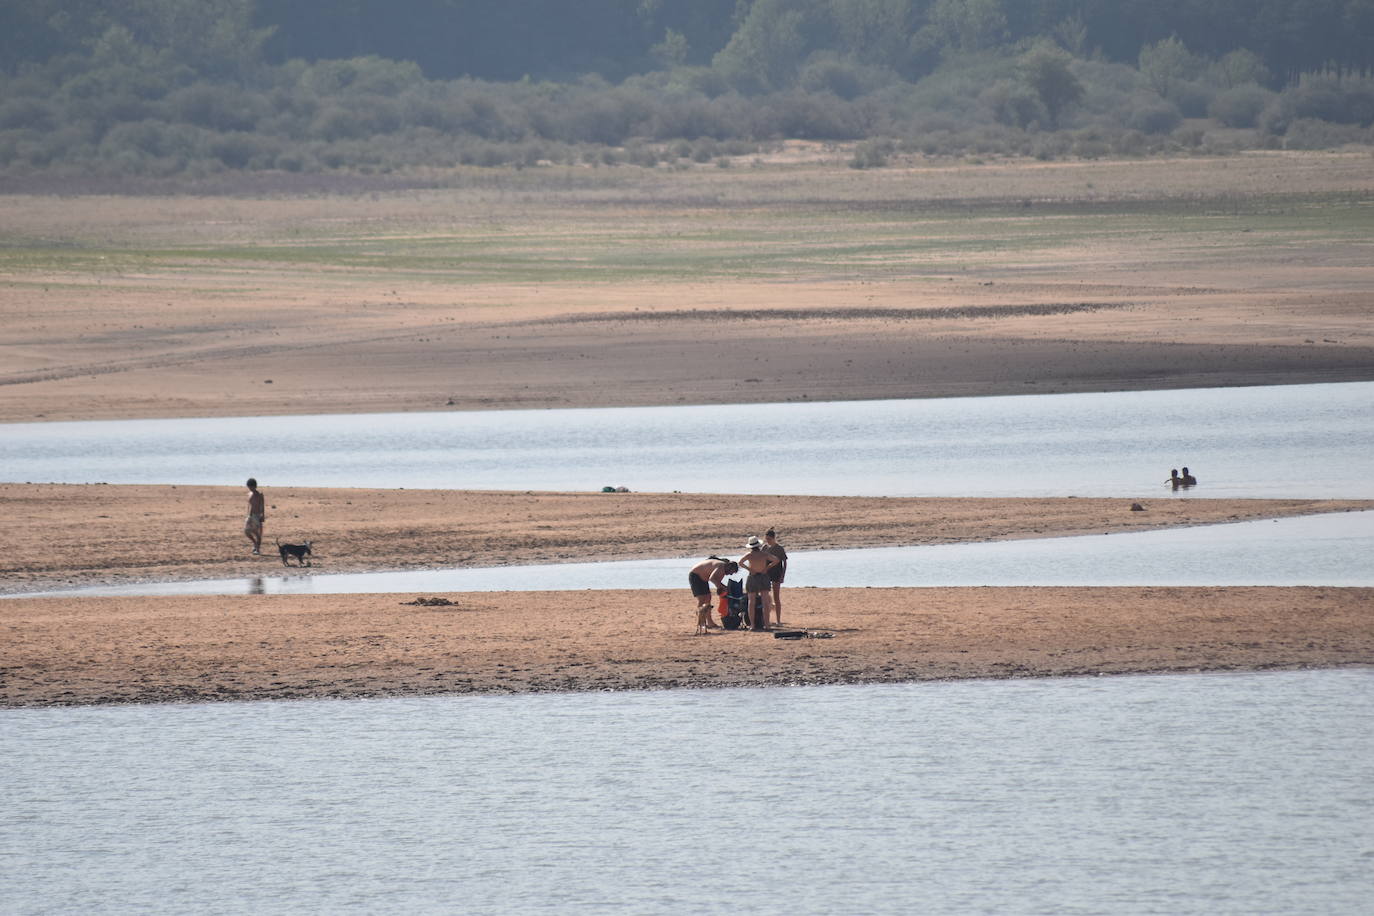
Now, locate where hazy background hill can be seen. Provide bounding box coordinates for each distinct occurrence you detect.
[2,0,1372,180]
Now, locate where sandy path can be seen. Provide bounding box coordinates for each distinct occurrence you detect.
[4,483,1369,595]
[3,587,1369,707]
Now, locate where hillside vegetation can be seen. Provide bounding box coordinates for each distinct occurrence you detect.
[2,0,1372,181]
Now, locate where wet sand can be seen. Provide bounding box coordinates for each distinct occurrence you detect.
[4,483,1369,595]
[3,587,1370,707]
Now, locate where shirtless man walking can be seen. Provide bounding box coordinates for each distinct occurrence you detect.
[688,556,738,634]
[244,478,266,555]
[739,535,780,631]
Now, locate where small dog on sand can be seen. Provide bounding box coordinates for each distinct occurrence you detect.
[275,537,313,567]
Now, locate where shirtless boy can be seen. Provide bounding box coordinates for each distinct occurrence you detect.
[244,478,265,555]
[688,557,738,634]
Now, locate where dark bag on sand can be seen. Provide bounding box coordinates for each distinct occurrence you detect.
[720,578,747,630]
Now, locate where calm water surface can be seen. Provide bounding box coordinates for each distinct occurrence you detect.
[6,385,1370,914]
[3,382,1371,497]
[3,670,1371,915]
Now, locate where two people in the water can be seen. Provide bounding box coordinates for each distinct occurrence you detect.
[1167,467,1199,489]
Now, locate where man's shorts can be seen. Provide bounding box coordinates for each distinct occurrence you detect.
[688,572,710,597]
[745,572,770,593]
[245,514,263,533]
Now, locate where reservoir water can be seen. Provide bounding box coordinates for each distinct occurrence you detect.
[3,669,1371,915]
[5,383,1370,913]
[3,382,1372,498]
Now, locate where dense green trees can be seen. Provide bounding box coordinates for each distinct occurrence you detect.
[1,0,1371,178]
[5,1,1373,84]
[246,0,1374,84]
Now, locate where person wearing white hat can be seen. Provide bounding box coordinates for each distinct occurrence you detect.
[739,535,780,631]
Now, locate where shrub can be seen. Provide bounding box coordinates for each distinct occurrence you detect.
[690,136,718,162]
[1172,124,1205,148]
[209,131,278,168]
[452,89,526,141]
[849,138,893,168]
[623,142,660,167]
[1282,118,1371,149]
[166,83,262,131]
[647,94,730,141]
[666,66,733,99]
[1070,129,1110,159]
[1260,78,1374,135]
[556,94,637,144]
[798,54,895,101]
[1127,95,1182,134]
[1169,80,1213,118]
[1031,132,1070,159]
[310,105,363,141]
[1114,129,1148,156]
[274,150,307,172]
[981,80,1045,129]
[1209,84,1276,128]
[766,91,865,140]
[1285,77,1373,126]
[100,119,201,159]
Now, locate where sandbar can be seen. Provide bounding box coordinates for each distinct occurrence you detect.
[3,587,1369,707]
[2,484,1371,707]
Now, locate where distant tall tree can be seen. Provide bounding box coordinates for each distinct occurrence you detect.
[1211,48,1271,88]
[826,0,919,70]
[1341,0,1374,76]
[1018,41,1083,127]
[712,0,814,91]
[132,0,273,78]
[929,0,1007,52]
[1050,13,1088,56]
[635,0,741,66]
[650,28,690,67]
[1,0,268,78]
[1139,35,1202,98]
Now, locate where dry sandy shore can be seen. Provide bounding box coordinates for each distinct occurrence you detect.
[2,484,1371,706]
[3,153,1373,423]
[4,587,1370,707]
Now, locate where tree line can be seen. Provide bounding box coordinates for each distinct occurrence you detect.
[1,0,1371,179]
[6,1,1374,84]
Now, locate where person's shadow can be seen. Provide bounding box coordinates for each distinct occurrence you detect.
[248,577,266,595]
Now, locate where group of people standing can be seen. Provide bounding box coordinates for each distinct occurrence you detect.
[688,528,788,635]
[248,475,794,637]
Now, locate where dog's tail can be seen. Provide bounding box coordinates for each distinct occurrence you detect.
[274,536,281,547]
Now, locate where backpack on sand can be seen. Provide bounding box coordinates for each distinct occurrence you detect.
[719,578,747,630]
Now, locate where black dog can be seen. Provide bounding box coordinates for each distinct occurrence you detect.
[276,537,313,567]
